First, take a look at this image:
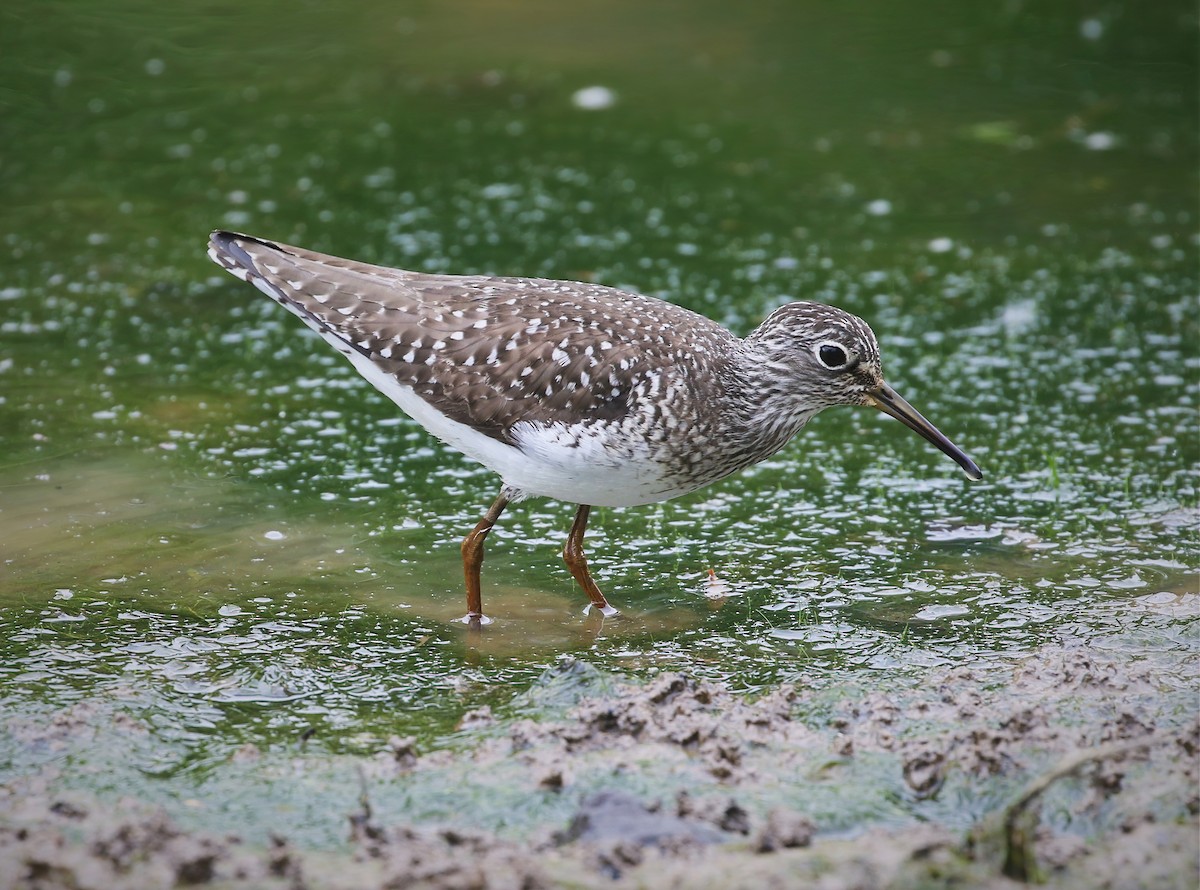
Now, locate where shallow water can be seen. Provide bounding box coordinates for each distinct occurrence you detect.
[1,0,1196,849]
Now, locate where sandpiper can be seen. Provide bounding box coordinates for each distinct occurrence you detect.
[208,231,981,625]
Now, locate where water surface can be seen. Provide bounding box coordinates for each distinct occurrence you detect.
[1,0,1196,846]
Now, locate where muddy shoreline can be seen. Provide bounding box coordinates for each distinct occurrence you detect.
[2,639,1196,890]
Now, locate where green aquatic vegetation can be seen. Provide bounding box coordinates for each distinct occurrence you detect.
[0,1,1195,881]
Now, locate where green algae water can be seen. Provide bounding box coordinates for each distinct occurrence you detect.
[1,0,1196,851]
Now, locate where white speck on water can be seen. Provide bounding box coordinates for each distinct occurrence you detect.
[571,85,617,110]
[44,612,88,624]
[145,58,165,76]
[1079,17,1104,41]
[218,604,243,616]
[702,571,735,600]
[866,199,892,216]
[1001,299,1038,336]
[54,67,73,87]
[264,530,286,541]
[364,167,394,189]
[232,447,271,458]
[1083,131,1117,151]
[54,589,74,600]
[92,410,117,420]
[928,237,954,253]
[927,524,1003,542]
[481,182,521,200]
[1109,573,1147,590]
[913,603,971,621]
[768,628,814,642]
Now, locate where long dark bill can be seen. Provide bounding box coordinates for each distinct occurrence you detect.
[867,383,982,481]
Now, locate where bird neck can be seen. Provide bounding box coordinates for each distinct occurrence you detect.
[720,341,824,462]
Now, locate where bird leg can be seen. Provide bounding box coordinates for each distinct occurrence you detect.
[460,491,510,625]
[563,505,619,617]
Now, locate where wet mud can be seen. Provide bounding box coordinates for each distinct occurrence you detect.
[1,642,1196,889]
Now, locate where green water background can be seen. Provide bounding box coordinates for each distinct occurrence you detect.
[0,0,1195,846]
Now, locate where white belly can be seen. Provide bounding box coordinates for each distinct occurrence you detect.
[345,348,681,507]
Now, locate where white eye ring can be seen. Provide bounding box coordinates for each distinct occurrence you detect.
[814,341,851,370]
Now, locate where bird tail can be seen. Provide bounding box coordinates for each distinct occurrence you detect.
[208,230,287,297]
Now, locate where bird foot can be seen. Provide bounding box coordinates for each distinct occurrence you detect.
[582,603,620,618]
[456,613,494,627]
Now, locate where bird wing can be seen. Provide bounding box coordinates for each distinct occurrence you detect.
[207,231,730,444]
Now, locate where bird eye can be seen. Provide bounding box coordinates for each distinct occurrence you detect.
[816,343,849,369]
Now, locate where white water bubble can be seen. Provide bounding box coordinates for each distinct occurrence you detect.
[571,85,617,110]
